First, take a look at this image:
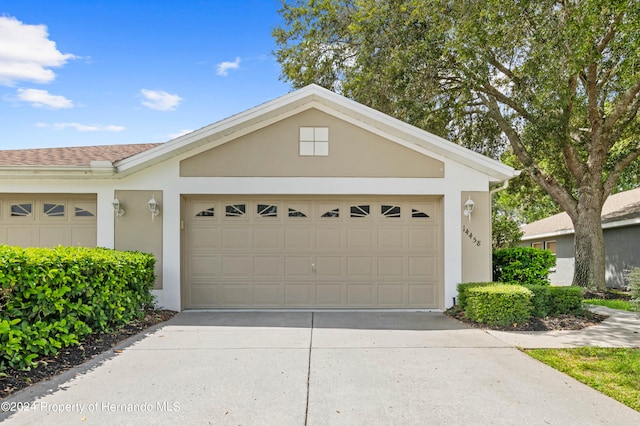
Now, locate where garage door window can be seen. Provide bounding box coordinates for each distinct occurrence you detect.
[381,205,401,218]
[11,203,32,217]
[225,204,246,217]
[411,208,430,218]
[195,207,215,217]
[321,208,340,218]
[44,203,65,218]
[257,204,278,217]
[350,205,370,218]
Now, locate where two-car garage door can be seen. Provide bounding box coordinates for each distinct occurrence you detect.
[183,196,442,309]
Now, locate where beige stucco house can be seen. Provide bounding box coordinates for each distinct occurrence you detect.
[0,85,517,311]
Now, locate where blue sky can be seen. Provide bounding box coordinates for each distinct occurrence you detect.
[0,0,292,150]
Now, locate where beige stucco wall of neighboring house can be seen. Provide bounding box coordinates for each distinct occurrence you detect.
[114,190,163,289]
[461,191,492,284]
[179,108,445,178]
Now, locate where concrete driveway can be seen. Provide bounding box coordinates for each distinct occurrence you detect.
[2,311,639,425]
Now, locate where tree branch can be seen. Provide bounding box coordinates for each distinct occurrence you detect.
[597,13,623,53]
[603,76,640,134]
[603,145,640,197]
[480,92,578,218]
[561,74,587,182]
[478,83,535,123]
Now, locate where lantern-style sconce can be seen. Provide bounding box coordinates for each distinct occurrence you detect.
[463,196,475,222]
[148,195,160,222]
[112,198,125,218]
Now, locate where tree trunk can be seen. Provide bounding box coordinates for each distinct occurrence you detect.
[572,200,606,290]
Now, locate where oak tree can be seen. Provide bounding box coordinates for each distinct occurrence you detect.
[274,0,640,288]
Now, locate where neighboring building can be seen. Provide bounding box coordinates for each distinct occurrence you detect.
[0,85,517,311]
[520,187,640,288]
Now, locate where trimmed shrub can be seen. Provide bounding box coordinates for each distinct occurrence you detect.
[523,285,552,317]
[629,268,640,314]
[0,246,156,370]
[548,286,583,315]
[493,247,556,285]
[465,284,533,326]
[457,282,500,310]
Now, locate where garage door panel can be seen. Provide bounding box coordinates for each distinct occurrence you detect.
[408,256,437,278]
[219,284,253,305]
[315,227,341,249]
[183,196,442,309]
[284,228,312,249]
[408,228,438,250]
[221,256,251,277]
[254,228,281,249]
[285,256,312,276]
[190,255,221,278]
[253,284,283,305]
[189,227,220,249]
[189,284,218,307]
[346,283,374,305]
[377,228,404,250]
[71,228,96,246]
[346,228,372,248]
[315,283,343,305]
[284,284,312,305]
[346,256,373,277]
[253,256,282,276]
[408,284,436,306]
[378,256,404,276]
[222,228,252,249]
[7,228,36,246]
[40,228,67,247]
[377,284,405,305]
[315,256,342,276]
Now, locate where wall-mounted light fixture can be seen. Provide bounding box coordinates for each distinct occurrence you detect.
[148,195,160,222]
[463,196,475,222]
[112,198,125,218]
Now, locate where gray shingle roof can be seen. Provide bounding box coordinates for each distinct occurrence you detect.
[521,187,640,239]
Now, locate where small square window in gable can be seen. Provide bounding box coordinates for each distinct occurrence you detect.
[299,127,329,156]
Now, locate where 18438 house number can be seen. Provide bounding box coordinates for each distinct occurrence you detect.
[462,225,481,247]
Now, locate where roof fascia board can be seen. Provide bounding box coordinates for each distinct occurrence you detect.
[0,165,115,179]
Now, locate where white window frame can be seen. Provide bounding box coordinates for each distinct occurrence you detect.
[299,127,329,156]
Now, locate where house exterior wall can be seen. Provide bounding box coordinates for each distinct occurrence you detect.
[0,154,493,311]
[180,108,444,178]
[114,190,163,289]
[461,191,491,284]
[523,226,640,288]
[604,225,640,288]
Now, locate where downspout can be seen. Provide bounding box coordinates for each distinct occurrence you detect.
[490,179,509,195]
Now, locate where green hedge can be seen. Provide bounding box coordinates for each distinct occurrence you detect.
[548,286,583,315]
[457,282,501,310]
[0,246,156,371]
[493,247,556,285]
[465,284,533,326]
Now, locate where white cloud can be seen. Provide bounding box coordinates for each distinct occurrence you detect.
[216,57,241,76]
[140,89,183,111]
[16,88,73,109]
[0,16,76,86]
[36,122,125,132]
[168,129,193,139]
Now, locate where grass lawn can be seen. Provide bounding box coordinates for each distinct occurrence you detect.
[584,298,636,311]
[525,348,640,412]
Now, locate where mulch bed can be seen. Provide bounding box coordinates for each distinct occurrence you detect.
[1,310,176,400]
[447,308,608,332]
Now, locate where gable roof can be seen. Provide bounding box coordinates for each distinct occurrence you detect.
[0,85,518,181]
[521,187,640,240]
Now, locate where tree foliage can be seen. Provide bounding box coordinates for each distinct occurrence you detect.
[274,0,640,288]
